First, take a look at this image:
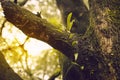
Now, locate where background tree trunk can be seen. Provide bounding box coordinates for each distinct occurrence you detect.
[89,0,120,79]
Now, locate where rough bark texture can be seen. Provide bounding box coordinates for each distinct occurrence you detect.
[89,0,120,80]
[0,0,120,80]
[1,1,78,60]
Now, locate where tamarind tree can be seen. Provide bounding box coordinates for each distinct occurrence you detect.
[0,0,120,80]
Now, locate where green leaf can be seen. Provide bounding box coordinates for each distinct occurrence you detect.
[80,66,84,70]
[83,0,89,10]
[69,33,74,39]
[66,12,75,32]
[72,41,78,46]
[74,53,78,61]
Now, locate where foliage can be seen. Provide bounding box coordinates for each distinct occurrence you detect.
[66,12,75,32]
[0,0,119,80]
[83,0,89,10]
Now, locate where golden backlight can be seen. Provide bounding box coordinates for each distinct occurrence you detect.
[2,24,52,56]
[24,38,52,56]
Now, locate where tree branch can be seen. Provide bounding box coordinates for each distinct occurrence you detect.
[1,1,79,60]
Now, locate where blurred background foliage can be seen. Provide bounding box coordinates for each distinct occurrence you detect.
[0,0,62,80]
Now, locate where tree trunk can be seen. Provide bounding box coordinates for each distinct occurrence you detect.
[89,0,120,79]
[0,0,119,80]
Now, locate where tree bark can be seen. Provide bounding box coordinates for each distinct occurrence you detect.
[89,0,120,79]
[1,1,78,60]
[0,0,120,80]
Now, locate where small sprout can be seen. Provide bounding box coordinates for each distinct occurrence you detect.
[74,53,78,61]
[80,66,84,70]
[72,62,84,70]
[83,0,89,10]
[36,12,42,18]
[69,33,74,39]
[72,41,78,46]
[66,12,75,32]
